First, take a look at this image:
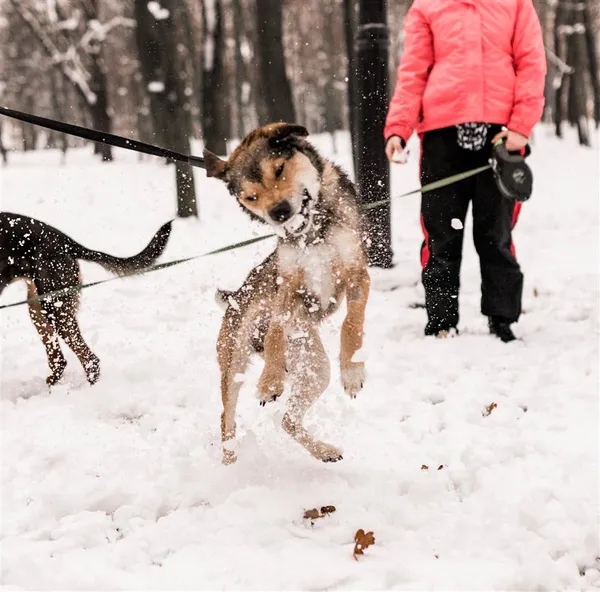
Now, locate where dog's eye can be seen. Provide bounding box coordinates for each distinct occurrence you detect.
[245,195,258,202]
[275,163,285,178]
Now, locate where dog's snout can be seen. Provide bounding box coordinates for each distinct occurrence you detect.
[269,201,293,223]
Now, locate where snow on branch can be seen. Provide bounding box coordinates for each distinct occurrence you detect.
[546,48,575,75]
[54,16,81,32]
[79,16,136,52]
[8,0,97,105]
[46,0,58,23]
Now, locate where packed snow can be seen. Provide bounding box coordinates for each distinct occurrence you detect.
[1,126,599,590]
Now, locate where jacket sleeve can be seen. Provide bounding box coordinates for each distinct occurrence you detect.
[507,0,547,138]
[383,1,433,144]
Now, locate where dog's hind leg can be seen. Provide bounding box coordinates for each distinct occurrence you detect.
[217,318,251,465]
[282,323,341,463]
[34,258,100,385]
[51,296,100,384]
[26,282,67,386]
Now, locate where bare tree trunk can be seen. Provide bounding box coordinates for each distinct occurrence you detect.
[0,118,8,165]
[134,0,198,217]
[89,57,113,161]
[202,0,230,155]
[566,2,591,146]
[554,0,568,138]
[324,3,343,153]
[582,0,600,128]
[344,0,358,174]
[232,0,248,139]
[255,0,295,123]
[50,67,69,161]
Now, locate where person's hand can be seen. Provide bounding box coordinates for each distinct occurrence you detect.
[385,135,408,164]
[492,129,528,152]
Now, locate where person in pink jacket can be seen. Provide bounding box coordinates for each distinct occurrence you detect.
[384,0,546,342]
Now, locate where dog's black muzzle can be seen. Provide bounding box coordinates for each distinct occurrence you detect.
[269,200,293,223]
[490,140,533,203]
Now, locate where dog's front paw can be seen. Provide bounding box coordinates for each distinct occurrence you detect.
[258,368,285,405]
[341,362,365,398]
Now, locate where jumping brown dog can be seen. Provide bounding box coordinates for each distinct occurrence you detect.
[204,123,370,465]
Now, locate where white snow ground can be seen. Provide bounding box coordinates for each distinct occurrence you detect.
[1,126,598,591]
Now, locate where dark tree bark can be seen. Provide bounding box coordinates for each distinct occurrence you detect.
[566,2,590,146]
[344,0,358,174]
[582,0,600,127]
[88,58,113,161]
[0,118,8,165]
[134,0,198,217]
[553,0,568,138]
[232,0,249,139]
[255,0,296,123]
[201,0,230,155]
[81,0,112,161]
[324,2,344,152]
[50,67,69,161]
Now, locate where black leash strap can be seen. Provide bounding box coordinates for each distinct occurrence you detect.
[0,105,206,169]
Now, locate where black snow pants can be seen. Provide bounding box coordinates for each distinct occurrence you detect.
[419,125,524,335]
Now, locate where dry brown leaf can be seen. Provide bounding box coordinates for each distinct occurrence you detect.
[353,529,375,560]
[483,402,498,417]
[303,505,337,522]
[533,287,539,297]
[303,508,321,520]
[421,464,429,470]
[437,464,445,470]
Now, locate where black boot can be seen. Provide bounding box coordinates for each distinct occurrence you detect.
[488,316,516,342]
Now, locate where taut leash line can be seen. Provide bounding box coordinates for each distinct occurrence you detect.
[0,105,206,169]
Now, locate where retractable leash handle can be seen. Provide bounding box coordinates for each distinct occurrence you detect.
[490,137,533,203]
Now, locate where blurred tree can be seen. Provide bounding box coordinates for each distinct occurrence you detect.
[201,0,230,155]
[255,0,295,124]
[134,0,198,216]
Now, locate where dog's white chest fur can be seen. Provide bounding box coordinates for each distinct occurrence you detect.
[277,228,360,309]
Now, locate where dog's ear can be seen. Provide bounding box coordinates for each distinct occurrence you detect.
[203,149,228,179]
[267,123,309,146]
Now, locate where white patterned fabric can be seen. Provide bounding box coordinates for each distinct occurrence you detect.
[456,122,491,151]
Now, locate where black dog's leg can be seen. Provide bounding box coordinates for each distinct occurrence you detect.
[27,282,67,386]
[34,257,100,385]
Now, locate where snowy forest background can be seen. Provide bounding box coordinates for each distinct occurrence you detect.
[0,1,598,191]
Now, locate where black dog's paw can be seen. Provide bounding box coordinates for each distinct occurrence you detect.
[85,356,100,385]
[46,358,67,386]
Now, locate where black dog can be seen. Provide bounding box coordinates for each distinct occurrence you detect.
[0,212,172,385]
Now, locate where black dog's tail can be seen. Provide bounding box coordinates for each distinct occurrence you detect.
[68,220,173,276]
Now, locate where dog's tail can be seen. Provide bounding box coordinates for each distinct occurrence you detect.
[67,220,173,276]
[215,289,234,311]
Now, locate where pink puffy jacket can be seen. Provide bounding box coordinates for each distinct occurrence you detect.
[384,0,547,144]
